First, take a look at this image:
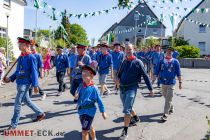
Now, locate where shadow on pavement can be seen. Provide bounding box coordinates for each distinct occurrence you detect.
[113,113,163,124]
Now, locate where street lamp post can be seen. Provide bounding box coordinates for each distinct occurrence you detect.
[6,13,9,66]
[134,11,139,47]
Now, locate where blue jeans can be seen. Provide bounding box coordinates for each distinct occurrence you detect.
[11,84,43,128]
[120,88,137,115]
[70,78,83,96]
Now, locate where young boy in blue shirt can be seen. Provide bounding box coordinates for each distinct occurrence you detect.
[74,65,107,140]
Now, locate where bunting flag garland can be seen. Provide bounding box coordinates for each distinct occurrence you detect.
[33,0,41,9]
[184,17,210,27]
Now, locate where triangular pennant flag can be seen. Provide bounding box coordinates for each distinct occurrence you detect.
[77,14,82,19]
[152,5,156,8]
[98,11,102,15]
[52,8,57,21]
[34,0,40,9]
[169,14,174,30]
[43,2,47,8]
[69,14,72,18]
[84,13,88,17]
[201,8,205,13]
[170,0,173,3]
[92,12,95,16]
[206,8,209,13]
[196,8,200,13]
[184,8,187,11]
[180,0,182,2]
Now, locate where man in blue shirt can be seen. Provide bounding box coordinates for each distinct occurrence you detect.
[29,43,46,100]
[97,43,113,96]
[153,47,182,121]
[54,45,70,96]
[70,44,91,102]
[117,43,154,140]
[151,45,164,88]
[4,37,45,130]
[111,42,124,94]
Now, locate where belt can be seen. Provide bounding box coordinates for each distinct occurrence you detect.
[120,82,138,88]
[16,75,30,79]
[78,104,95,110]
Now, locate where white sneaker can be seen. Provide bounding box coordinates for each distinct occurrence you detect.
[40,94,46,101]
[119,129,128,140]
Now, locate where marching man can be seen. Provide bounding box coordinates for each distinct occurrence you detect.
[153,47,182,121]
[54,45,70,96]
[3,37,45,130]
[117,43,153,140]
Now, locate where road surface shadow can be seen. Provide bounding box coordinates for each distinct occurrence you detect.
[42,88,58,92]
[113,113,162,124]
[53,100,75,106]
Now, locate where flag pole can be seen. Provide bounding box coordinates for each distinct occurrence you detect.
[35,9,38,41]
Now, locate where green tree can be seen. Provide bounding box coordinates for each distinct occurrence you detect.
[55,10,71,47]
[70,24,89,46]
[168,36,189,47]
[0,37,14,60]
[37,30,50,38]
[176,45,200,58]
[145,38,160,47]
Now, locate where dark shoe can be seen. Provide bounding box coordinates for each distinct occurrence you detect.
[74,99,78,103]
[7,125,16,130]
[129,116,140,126]
[33,113,46,122]
[119,129,128,140]
[169,107,174,115]
[161,114,168,122]
[103,91,108,96]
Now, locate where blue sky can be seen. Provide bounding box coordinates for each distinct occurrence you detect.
[24,0,201,45]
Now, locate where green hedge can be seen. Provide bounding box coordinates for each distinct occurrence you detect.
[176,45,200,58]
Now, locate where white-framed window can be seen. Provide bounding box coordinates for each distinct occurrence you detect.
[198,42,206,51]
[0,27,7,38]
[199,25,206,33]
[153,29,158,35]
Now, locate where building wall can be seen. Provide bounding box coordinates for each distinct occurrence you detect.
[114,25,165,45]
[0,0,25,58]
[177,0,210,55]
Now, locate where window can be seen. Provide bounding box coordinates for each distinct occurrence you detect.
[153,29,158,35]
[0,27,7,38]
[198,42,206,51]
[199,25,206,33]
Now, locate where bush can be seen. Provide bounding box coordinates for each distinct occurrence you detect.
[176,45,200,58]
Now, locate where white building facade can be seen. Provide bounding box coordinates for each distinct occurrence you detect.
[176,0,210,55]
[0,0,26,58]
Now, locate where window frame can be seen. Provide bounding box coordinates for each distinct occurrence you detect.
[198,42,206,51]
[199,25,206,33]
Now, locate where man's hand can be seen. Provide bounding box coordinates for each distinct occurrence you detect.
[67,69,70,75]
[152,76,157,84]
[3,77,10,83]
[179,82,182,90]
[102,112,107,120]
[77,61,84,66]
[40,70,44,79]
[34,87,39,94]
[149,90,154,97]
[74,93,79,100]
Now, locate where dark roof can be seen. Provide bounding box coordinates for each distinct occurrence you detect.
[117,1,166,28]
[176,0,205,32]
[101,22,118,38]
[101,0,166,38]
